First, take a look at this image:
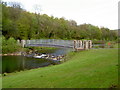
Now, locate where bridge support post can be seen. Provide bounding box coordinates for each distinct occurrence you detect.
[73,40,77,50]
[21,40,26,48]
[85,41,89,50]
[17,40,20,44]
[78,40,82,48]
[83,40,86,49]
[81,40,84,49]
[83,40,88,50]
[88,40,92,49]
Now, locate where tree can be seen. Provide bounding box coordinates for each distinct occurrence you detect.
[2,2,118,41]
[100,27,110,40]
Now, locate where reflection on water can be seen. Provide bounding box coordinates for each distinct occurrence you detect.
[2,56,51,73]
[2,48,73,73]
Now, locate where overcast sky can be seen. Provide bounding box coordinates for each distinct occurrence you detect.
[3,0,119,30]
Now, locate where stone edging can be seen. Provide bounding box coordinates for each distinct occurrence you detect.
[0,52,22,56]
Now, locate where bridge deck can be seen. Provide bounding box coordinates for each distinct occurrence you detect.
[25,44,74,48]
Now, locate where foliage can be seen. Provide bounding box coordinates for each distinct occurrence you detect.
[1,2,118,41]
[2,36,21,54]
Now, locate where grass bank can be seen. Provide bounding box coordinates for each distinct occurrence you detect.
[2,48,118,88]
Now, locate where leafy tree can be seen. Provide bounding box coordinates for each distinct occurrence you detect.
[2,36,21,53]
[100,27,110,40]
[1,2,118,41]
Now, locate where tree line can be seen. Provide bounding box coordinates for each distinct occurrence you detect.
[1,2,118,41]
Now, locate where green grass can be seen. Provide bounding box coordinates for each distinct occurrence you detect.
[0,77,1,89]
[2,48,118,88]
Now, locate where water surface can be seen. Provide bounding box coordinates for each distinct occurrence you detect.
[2,56,52,73]
[2,48,73,73]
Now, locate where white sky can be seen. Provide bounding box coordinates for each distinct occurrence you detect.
[3,0,119,30]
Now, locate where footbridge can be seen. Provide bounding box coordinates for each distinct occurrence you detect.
[19,39,92,51]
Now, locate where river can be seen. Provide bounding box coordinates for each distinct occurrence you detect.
[2,39,106,74]
[2,48,73,73]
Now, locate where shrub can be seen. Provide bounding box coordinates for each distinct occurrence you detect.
[2,36,21,54]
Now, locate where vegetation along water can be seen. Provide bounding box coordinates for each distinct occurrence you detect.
[0,1,119,88]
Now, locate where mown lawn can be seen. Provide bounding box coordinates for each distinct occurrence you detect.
[2,48,118,88]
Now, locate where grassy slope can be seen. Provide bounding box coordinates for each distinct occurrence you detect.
[2,49,118,88]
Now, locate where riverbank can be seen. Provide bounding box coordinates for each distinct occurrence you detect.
[2,48,118,88]
[0,52,21,56]
[1,47,58,56]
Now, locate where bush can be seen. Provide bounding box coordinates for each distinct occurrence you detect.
[105,41,116,48]
[2,36,21,54]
